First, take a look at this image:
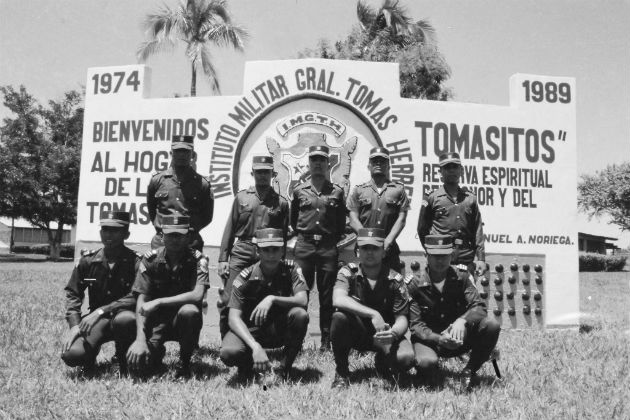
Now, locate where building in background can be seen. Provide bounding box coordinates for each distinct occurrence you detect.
[0,217,74,253]
[577,232,619,255]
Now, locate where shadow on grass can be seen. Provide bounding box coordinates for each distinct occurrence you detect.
[224,365,324,388]
[0,254,72,263]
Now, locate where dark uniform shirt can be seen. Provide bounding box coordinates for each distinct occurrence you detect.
[147,167,214,233]
[133,247,210,299]
[65,247,141,328]
[407,266,486,345]
[228,261,308,324]
[290,180,346,239]
[347,179,410,232]
[334,264,409,325]
[417,186,484,264]
[219,187,289,262]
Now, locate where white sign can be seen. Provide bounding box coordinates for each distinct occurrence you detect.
[77,59,577,327]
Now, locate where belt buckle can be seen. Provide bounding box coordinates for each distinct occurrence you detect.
[313,234,323,241]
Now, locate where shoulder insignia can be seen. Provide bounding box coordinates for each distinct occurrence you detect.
[389,271,403,283]
[135,251,144,259]
[239,267,252,279]
[404,273,414,284]
[80,249,97,257]
[339,267,352,277]
[347,262,358,272]
[143,249,158,260]
[456,264,469,272]
[151,171,161,177]
[283,259,295,268]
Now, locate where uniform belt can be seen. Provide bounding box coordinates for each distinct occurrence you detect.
[237,237,253,242]
[298,233,324,242]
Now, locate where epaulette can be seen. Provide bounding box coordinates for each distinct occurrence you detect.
[283,259,295,268]
[239,267,252,279]
[80,249,97,257]
[403,273,414,284]
[456,264,469,273]
[347,262,359,272]
[143,249,158,260]
[339,262,358,278]
[195,251,209,273]
[135,251,144,259]
[151,171,161,178]
[389,271,404,283]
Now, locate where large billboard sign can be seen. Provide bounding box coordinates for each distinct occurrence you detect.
[77,59,577,327]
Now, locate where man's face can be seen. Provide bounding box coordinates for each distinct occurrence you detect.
[358,243,384,268]
[439,163,462,185]
[257,246,284,265]
[368,156,389,177]
[163,232,189,252]
[252,169,273,187]
[427,253,452,272]
[170,148,193,168]
[308,155,329,177]
[99,226,129,250]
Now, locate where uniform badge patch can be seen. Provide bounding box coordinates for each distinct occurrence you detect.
[199,257,209,273]
[404,274,414,284]
[233,278,244,289]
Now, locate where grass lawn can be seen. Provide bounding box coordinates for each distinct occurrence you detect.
[0,261,628,419]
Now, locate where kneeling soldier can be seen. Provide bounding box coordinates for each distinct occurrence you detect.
[126,216,210,377]
[330,228,415,388]
[220,228,309,380]
[407,234,500,390]
[61,211,139,373]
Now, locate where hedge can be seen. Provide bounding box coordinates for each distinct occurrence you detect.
[10,244,75,258]
[579,252,627,272]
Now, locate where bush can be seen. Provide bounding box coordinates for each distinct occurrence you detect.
[579,253,606,272]
[10,243,75,258]
[605,255,627,271]
[579,252,628,272]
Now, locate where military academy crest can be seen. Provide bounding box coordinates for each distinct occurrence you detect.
[265,112,357,198]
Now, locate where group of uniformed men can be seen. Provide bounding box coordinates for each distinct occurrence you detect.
[62,134,500,389]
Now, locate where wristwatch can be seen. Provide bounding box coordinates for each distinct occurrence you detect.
[96,309,105,317]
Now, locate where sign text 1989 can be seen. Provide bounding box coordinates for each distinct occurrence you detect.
[522,80,571,104]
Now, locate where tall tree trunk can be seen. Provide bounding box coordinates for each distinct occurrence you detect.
[190,62,197,97]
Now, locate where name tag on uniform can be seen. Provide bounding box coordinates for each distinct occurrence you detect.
[83,278,96,285]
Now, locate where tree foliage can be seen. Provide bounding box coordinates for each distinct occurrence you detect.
[299,0,452,100]
[578,162,630,231]
[0,86,83,258]
[137,0,248,96]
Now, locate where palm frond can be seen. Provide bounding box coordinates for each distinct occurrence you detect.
[200,45,220,93]
[413,19,437,46]
[137,38,176,62]
[356,1,377,30]
[205,23,248,50]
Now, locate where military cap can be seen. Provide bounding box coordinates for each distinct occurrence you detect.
[162,215,190,234]
[357,228,386,247]
[254,228,284,248]
[100,211,130,228]
[369,147,390,159]
[171,135,195,150]
[424,234,453,255]
[252,155,274,170]
[309,145,329,158]
[438,152,461,166]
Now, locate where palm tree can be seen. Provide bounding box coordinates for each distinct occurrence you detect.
[137,0,248,96]
[356,0,436,49]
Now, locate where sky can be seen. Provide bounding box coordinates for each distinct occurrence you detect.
[1,0,629,246]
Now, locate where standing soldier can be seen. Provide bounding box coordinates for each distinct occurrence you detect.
[330,228,415,388]
[347,147,410,272]
[147,134,214,252]
[217,155,289,337]
[61,211,139,373]
[126,216,210,377]
[417,152,487,276]
[291,145,346,351]
[220,228,309,381]
[407,235,500,390]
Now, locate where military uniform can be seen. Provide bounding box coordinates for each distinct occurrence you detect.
[62,212,139,369]
[218,156,290,337]
[132,245,210,364]
[290,147,346,347]
[147,135,214,251]
[347,178,409,271]
[219,260,309,371]
[331,262,415,378]
[407,236,499,383]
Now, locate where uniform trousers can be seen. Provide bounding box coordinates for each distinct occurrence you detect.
[220,307,309,369]
[61,310,136,367]
[293,238,338,337]
[330,310,415,376]
[413,316,501,375]
[144,304,202,364]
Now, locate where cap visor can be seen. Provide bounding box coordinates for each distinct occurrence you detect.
[172,144,194,150]
[252,164,274,170]
[162,227,189,234]
[100,220,128,227]
[357,238,384,247]
[257,241,284,248]
[369,153,389,159]
[309,152,329,157]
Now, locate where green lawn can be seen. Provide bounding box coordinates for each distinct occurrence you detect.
[0,261,628,419]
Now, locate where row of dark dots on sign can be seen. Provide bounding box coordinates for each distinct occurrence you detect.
[481,263,544,286]
[492,305,542,317]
